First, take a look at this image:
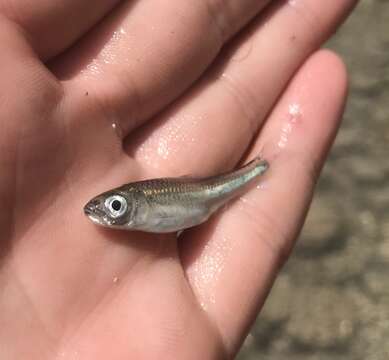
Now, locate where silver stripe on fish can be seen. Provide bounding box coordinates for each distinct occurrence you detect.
[84,157,269,233]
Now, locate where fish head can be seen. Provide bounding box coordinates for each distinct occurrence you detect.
[84,188,143,229]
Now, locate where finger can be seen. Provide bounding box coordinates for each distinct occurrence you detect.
[56,0,272,136]
[0,15,63,237]
[0,15,62,136]
[0,0,121,59]
[181,50,348,354]
[125,0,356,177]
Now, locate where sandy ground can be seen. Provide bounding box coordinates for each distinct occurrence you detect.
[238,1,389,359]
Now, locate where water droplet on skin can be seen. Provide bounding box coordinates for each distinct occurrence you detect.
[99,28,128,65]
[288,0,298,6]
[278,122,293,148]
[84,62,99,75]
[81,27,128,76]
[277,102,302,149]
[135,114,200,170]
[238,195,258,209]
[189,234,232,310]
[112,28,126,41]
[111,121,123,139]
[137,144,153,167]
[113,276,119,283]
[157,138,169,159]
[256,182,269,190]
[289,103,302,117]
[239,197,249,204]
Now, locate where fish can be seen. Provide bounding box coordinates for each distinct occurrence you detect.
[84,157,269,233]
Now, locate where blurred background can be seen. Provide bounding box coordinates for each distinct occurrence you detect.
[238,1,389,359]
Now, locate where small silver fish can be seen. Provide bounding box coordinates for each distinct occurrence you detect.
[84,157,269,233]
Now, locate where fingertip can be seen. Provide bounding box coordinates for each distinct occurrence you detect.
[311,48,349,99]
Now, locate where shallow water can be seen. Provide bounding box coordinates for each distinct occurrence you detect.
[238,1,389,359]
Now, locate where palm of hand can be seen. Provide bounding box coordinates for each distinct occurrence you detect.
[0,1,355,359]
[2,79,216,359]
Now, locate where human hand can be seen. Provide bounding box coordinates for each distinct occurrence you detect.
[0,0,356,358]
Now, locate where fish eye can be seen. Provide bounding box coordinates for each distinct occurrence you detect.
[111,200,121,211]
[105,195,128,218]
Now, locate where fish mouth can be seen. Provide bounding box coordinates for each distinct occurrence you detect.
[84,201,106,225]
[84,200,131,229]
